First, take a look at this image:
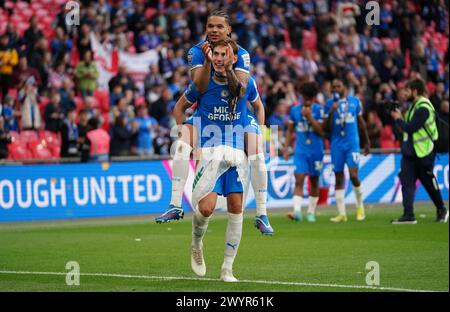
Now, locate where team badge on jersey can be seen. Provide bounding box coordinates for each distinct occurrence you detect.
[221,90,230,98]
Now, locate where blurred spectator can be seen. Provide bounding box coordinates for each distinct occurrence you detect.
[109,84,124,107]
[0,116,12,159]
[49,62,72,90]
[0,34,19,102]
[50,27,73,64]
[77,109,90,142]
[12,56,42,90]
[110,97,135,124]
[44,93,64,133]
[366,111,383,148]
[134,105,157,156]
[108,65,135,93]
[60,107,79,158]
[0,95,18,132]
[110,115,137,156]
[20,77,42,131]
[75,50,99,97]
[58,79,76,115]
[24,16,43,53]
[268,99,289,131]
[81,117,110,162]
[425,39,441,83]
[439,100,449,123]
[431,82,447,111]
[150,88,174,128]
[138,24,161,52]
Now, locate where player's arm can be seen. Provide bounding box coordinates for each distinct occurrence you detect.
[173,95,194,125]
[324,101,338,134]
[224,46,247,99]
[189,43,212,94]
[283,121,295,161]
[252,96,265,127]
[357,115,371,155]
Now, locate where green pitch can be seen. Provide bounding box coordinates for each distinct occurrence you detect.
[0,203,448,292]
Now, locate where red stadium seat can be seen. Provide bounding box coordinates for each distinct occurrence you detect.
[8,142,33,160]
[20,131,39,144]
[29,142,53,159]
[39,130,61,148]
[94,89,110,113]
[9,131,20,144]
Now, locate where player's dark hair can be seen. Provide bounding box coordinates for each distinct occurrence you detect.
[405,78,426,96]
[299,81,319,100]
[211,38,238,55]
[207,10,231,26]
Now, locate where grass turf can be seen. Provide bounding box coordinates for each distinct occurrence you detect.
[0,203,447,292]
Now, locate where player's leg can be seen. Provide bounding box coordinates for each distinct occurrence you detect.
[306,175,320,222]
[155,123,196,223]
[347,151,365,221]
[191,191,216,277]
[246,130,273,235]
[289,173,306,222]
[221,192,243,282]
[220,167,244,282]
[306,155,323,222]
[330,148,348,222]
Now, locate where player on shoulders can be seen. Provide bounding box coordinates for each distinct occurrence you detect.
[155,10,272,235]
[187,38,251,282]
[324,79,371,223]
[283,81,325,222]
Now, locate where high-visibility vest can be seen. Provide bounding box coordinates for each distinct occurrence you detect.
[87,129,110,157]
[404,96,438,158]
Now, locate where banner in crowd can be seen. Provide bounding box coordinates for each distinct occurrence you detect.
[0,154,448,222]
[89,33,159,90]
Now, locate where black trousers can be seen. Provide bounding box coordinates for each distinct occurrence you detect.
[399,153,445,217]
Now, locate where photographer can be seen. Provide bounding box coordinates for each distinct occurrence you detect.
[390,78,448,224]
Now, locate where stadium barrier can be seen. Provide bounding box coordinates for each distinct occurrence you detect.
[0,153,448,222]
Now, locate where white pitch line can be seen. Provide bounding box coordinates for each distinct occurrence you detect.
[0,270,444,292]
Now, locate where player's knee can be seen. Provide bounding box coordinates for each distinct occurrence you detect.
[228,200,243,214]
[350,174,360,185]
[198,205,214,217]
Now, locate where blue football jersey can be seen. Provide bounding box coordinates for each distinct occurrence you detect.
[184,78,251,150]
[290,103,324,155]
[187,40,251,74]
[324,95,362,148]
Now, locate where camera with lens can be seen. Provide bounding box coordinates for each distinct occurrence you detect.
[384,100,400,111]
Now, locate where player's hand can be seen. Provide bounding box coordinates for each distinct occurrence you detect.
[224,45,234,71]
[301,106,312,119]
[200,42,212,63]
[390,109,402,120]
[330,101,339,113]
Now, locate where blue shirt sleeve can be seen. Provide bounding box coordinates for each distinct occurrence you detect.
[355,97,362,116]
[235,48,251,73]
[289,106,297,123]
[314,105,324,122]
[324,100,332,117]
[184,82,200,103]
[187,46,204,70]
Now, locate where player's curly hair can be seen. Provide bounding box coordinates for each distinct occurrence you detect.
[299,81,320,100]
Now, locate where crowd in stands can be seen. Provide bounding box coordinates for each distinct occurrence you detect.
[0,0,448,161]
